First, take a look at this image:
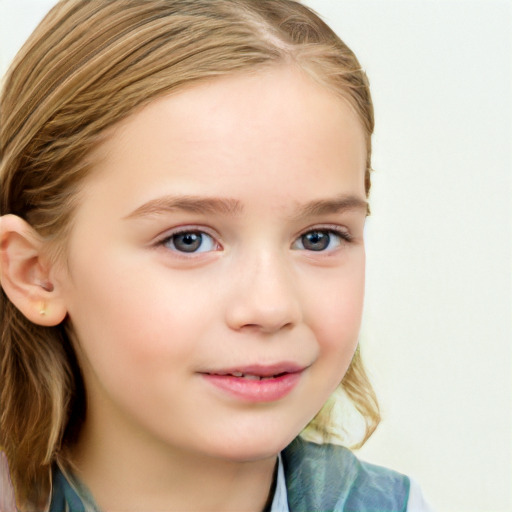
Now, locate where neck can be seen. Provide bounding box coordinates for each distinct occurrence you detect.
[66,411,278,512]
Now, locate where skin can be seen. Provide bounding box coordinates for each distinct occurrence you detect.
[0,65,367,511]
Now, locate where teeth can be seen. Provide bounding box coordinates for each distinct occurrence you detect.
[223,372,280,380]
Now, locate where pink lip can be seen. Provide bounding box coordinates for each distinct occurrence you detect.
[200,363,306,403]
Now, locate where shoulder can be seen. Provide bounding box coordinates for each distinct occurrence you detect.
[281,437,410,512]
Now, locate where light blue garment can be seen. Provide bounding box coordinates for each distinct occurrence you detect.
[281,437,409,512]
[271,449,434,512]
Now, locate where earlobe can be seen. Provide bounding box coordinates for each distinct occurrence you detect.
[0,214,67,326]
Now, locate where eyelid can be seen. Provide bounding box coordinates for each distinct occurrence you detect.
[295,224,352,240]
[292,224,353,251]
[153,225,223,251]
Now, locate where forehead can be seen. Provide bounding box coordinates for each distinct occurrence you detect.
[83,65,367,210]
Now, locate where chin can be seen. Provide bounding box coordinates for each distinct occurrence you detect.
[202,428,300,463]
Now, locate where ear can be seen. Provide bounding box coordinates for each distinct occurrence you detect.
[0,214,67,326]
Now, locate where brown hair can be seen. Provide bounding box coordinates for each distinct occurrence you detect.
[0,0,377,508]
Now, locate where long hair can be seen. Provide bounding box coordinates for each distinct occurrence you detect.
[0,0,377,508]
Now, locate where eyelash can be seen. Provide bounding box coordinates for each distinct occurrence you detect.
[155,226,353,255]
[157,228,221,254]
[292,227,353,252]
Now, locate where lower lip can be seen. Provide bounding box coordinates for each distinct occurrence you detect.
[202,372,302,403]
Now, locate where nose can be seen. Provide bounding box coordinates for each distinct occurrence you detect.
[224,251,302,334]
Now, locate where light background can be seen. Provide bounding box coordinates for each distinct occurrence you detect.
[1,1,511,512]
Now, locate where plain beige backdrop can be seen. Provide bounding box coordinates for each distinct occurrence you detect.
[1,1,511,511]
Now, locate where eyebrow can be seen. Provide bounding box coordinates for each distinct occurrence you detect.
[124,195,243,219]
[290,195,370,220]
[124,194,369,220]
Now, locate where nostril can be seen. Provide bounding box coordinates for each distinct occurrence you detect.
[224,264,302,333]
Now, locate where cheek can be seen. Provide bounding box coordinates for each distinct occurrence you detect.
[65,254,200,379]
[309,259,365,345]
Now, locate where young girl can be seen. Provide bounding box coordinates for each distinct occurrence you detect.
[0,1,432,511]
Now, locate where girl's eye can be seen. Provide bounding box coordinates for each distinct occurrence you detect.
[293,229,350,252]
[161,231,218,253]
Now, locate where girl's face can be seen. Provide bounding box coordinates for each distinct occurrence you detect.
[57,65,367,462]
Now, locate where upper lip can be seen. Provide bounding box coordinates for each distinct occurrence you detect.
[202,362,307,378]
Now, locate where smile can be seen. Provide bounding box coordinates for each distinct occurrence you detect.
[200,363,306,403]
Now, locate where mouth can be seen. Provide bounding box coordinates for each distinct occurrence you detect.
[199,363,306,402]
[202,363,305,379]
